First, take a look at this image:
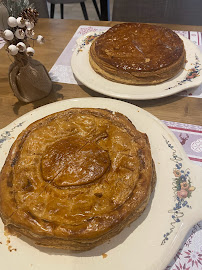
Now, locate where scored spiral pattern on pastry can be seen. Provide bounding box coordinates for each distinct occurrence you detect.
[0,108,156,250]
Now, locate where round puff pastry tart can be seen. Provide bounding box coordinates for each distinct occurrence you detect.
[89,23,186,85]
[0,108,156,251]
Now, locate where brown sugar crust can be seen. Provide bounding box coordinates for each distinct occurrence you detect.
[89,23,186,85]
[0,108,156,251]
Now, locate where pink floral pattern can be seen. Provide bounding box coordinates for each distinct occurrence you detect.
[186,68,199,80]
[165,223,202,269]
[78,26,99,35]
[162,137,196,245]
[76,32,103,54]
[184,250,202,267]
[166,248,202,269]
[166,54,201,91]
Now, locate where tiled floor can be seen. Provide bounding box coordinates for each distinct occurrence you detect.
[47,0,114,21]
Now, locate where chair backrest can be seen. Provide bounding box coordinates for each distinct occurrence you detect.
[30,0,49,18]
[46,0,86,3]
[112,0,202,26]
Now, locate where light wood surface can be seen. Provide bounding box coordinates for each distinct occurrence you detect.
[0,19,202,129]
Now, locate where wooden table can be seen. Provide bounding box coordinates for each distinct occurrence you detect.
[0,19,202,129]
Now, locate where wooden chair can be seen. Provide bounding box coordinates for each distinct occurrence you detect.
[30,0,49,18]
[112,0,202,26]
[47,0,101,20]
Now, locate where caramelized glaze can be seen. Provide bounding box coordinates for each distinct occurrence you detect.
[0,108,156,250]
[94,23,184,72]
[89,23,185,85]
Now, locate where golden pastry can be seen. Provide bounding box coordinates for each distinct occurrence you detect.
[0,108,156,250]
[89,23,186,85]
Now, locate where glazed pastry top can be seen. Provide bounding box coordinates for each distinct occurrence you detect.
[93,23,184,72]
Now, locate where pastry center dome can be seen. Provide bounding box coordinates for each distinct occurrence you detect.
[41,136,110,187]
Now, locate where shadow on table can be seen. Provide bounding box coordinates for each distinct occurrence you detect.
[12,82,63,115]
[79,83,187,109]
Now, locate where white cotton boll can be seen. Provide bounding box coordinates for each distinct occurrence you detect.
[7,17,18,28]
[15,29,25,40]
[17,17,26,28]
[26,47,35,56]
[25,20,34,30]
[3,29,14,41]
[16,42,26,52]
[8,44,19,56]
[36,35,44,44]
[25,29,35,38]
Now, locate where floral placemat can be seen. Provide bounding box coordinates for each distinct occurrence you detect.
[163,120,202,166]
[49,25,202,99]
[0,37,5,49]
[166,223,202,270]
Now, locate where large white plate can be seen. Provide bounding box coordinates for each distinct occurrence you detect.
[71,32,202,100]
[0,98,201,270]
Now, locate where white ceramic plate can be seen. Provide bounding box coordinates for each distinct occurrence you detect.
[0,98,201,270]
[71,32,202,100]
